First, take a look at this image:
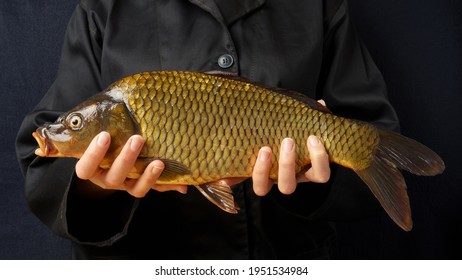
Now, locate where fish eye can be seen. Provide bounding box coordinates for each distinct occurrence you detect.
[67,113,84,131]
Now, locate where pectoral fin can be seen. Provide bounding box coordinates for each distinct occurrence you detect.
[128,158,191,180]
[157,158,192,180]
[195,181,240,213]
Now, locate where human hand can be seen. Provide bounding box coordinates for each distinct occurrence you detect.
[75,132,187,198]
[221,136,330,196]
[251,136,330,196]
[223,100,331,196]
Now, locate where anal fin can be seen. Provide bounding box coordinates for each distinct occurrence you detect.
[195,181,240,214]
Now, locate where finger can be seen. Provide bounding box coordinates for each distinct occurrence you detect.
[128,160,189,196]
[154,184,188,194]
[75,132,111,180]
[252,146,274,196]
[126,160,164,197]
[277,138,297,194]
[126,160,188,196]
[220,177,247,187]
[104,135,144,188]
[317,99,326,107]
[303,135,330,183]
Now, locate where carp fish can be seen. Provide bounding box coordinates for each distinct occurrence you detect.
[32,70,445,231]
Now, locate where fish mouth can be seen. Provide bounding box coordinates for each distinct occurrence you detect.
[32,128,61,157]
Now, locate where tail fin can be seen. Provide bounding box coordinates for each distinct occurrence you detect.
[355,129,445,231]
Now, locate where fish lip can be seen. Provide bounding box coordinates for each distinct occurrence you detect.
[32,128,59,157]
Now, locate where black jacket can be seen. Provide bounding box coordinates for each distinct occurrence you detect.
[16,0,399,259]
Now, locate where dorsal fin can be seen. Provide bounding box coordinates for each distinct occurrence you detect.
[270,87,332,114]
[203,71,332,114]
[203,70,238,77]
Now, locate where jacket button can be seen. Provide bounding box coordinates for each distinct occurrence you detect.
[218,54,234,68]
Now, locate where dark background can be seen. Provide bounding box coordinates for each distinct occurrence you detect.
[1,0,461,259]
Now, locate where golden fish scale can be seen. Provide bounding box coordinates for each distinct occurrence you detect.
[114,71,379,185]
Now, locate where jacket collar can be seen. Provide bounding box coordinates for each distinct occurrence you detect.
[188,0,266,25]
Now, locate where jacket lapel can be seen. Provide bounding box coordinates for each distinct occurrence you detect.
[188,0,266,25]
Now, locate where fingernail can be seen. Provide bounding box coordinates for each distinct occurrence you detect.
[258,148,271,161]
[309,135,320,146]
[282,138,294,152]
[97,132,110,147]
[151,161,164,173]
[130,136,144,152]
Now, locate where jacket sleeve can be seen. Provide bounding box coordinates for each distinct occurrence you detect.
[271,1,400,222]
[15,3,138,246]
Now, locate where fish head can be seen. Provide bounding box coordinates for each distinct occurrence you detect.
[33,93,139,159]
